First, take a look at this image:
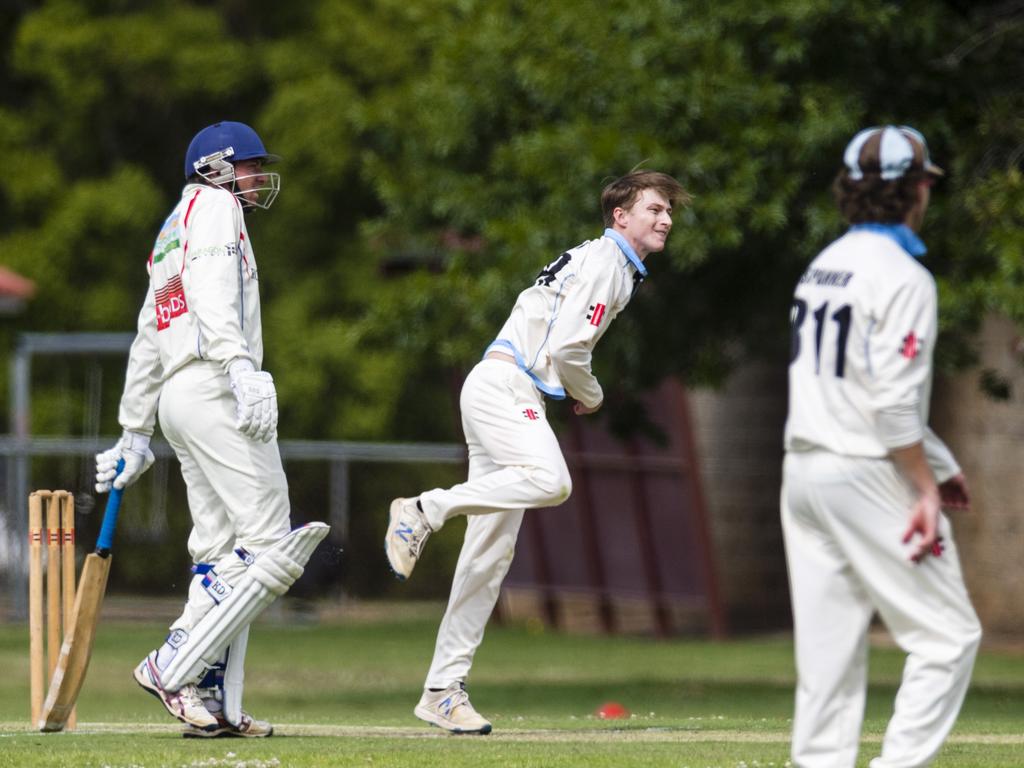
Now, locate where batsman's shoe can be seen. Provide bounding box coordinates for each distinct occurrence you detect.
[183,711,274,738]
[133,653,218,731]
[414,682,492,735]
[385,497,431,580]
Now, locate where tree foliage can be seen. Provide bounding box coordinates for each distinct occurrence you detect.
[1,0,1022,443]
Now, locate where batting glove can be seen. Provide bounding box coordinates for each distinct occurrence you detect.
[95,430,155,492]
[229,359,278,443]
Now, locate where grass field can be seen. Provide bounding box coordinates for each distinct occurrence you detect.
[1,600,1022,767]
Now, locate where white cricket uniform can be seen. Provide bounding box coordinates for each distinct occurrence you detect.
[420,229,645,688]
[782,226,981,768]
[117,183,290,621]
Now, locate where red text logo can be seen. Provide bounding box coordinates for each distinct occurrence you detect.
[155,275,189,331]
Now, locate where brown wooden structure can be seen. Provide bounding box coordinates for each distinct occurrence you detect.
[503,378,726,637]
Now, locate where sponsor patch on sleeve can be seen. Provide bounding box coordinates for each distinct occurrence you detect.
[587,302,607,327]
[900,331,922,359]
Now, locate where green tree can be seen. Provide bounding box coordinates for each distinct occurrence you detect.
[1,0,1021,597]
[357,0,1024,403]
[0,0,1021,441]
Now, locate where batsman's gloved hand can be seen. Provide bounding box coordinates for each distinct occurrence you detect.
[229,359,278,443]
[95,430,155,492]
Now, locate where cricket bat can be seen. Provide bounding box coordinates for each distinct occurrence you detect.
[38,462,125,732]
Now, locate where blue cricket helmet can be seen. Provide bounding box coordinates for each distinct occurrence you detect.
[183,121,280,180]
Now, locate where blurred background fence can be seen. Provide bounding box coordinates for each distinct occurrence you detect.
[0,331,470,620]
[0,332,731,639]
[0,433,470,618]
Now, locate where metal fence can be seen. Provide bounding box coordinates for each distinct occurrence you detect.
[2,331,465,620]
[0,435,466,620]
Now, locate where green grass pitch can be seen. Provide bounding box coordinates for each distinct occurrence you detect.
[1,602,1021,767]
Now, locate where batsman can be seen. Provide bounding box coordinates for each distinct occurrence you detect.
[97,121,328,737]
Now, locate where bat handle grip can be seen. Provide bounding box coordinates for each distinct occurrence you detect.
[96,458,126,557]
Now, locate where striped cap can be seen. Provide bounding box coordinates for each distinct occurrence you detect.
[843,125,943,181]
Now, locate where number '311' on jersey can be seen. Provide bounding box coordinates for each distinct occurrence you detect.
[784,229,939,458]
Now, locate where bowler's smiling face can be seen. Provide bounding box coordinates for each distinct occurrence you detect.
[613,188,673,259]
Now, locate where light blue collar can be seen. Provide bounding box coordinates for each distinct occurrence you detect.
[604,228,648,276]
[848,223,927,258]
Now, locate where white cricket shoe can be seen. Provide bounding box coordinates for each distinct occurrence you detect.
[133,652,218,731]
[414,682,492,735]
[384,497,432,580]
[183,711,274,738]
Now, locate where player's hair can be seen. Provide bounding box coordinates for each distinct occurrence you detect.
[601,171,691,227]
[832,169,929,225]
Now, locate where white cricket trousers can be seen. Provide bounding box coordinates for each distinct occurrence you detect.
[781,450,981,768]
[158,360,291,630]
[420,359,572,688]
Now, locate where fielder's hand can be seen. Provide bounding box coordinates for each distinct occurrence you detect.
[229,359,278,442]
[902,488,941,564]
[95,430,155,492]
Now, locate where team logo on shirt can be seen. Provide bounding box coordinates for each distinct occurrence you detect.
[522,408,540,421]
[151,211,181,265]
[587,303,606,327]
[154,275,189,331]
[900,331,921,359]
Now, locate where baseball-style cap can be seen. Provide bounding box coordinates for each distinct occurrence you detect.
[843,125,944,181]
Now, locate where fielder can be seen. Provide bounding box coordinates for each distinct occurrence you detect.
[782,125,982,767]
[385,170,691,734]
[96,121,329,737]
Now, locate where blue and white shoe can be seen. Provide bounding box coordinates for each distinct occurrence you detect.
[384,498,431,580]
[414,682,492,735]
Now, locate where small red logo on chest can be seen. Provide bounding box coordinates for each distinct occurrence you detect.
[523,408,539,421]
[587,303,606,327]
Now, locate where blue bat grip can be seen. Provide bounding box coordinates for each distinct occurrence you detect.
[96,457,126,555]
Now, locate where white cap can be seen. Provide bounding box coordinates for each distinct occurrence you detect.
[843,125,944,181]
